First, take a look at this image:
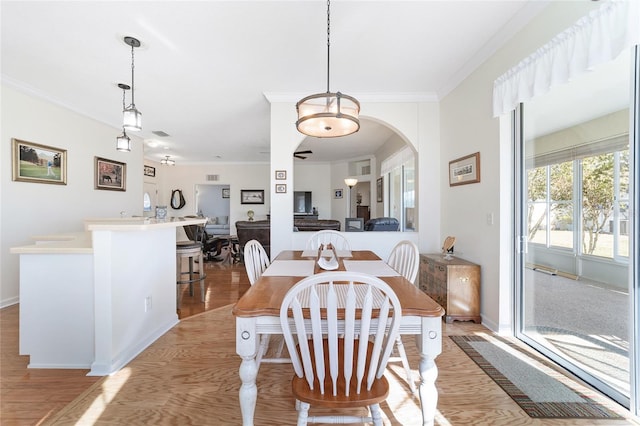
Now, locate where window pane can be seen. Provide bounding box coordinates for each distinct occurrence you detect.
[403,162,415,231]
[550,203,573,249]
[550,162,572,202]
[527,166,547,245]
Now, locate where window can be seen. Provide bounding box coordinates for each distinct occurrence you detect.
[381,146,415,231]
[527,144,629,259]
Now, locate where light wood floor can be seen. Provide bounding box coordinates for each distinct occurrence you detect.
[1,261,637,425]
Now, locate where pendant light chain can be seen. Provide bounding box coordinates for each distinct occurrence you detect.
[294,0,359,137]
[326,0,331,93]
[130,44,136,107]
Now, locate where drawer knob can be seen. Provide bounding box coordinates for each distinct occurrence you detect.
[241,331,251,340]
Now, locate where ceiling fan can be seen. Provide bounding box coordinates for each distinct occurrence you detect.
[294,150,312,159]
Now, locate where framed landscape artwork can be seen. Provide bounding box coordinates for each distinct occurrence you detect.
[241,189,264,204]
[144,165,155,177]
[449,152,480,186]
[11,138,67,185]
[95,157,126,191]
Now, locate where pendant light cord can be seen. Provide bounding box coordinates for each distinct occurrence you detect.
[326,0,331,93]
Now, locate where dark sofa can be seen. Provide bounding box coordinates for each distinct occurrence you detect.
[293,219,341,232]
[236,219,342,259]
[364,217,400,231]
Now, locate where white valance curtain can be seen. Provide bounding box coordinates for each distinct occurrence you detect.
[381,146,414,175]
[493,0,640,117]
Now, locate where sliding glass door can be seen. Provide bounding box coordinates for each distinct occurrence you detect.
[515,48,637,408]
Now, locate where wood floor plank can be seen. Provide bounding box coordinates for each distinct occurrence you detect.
[1,262,637,425]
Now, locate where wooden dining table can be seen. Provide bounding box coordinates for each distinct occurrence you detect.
[232,250,445,426]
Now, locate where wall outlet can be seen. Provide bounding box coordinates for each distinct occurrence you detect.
[145,296,152,312]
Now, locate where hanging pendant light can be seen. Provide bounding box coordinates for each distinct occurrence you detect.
[116,83,132,152]
[123,36,142,131]
[296,0,359,138]
[160,155,175,166]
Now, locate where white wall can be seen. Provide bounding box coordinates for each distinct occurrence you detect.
[438,1,601,332]
[155,162,270,235]
[293,162,332,219]
[269,100,441,261]
[1,85,144,307]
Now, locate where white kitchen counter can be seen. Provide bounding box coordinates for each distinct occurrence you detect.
[10,217,206,375]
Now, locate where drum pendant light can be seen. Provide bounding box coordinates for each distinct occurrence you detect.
[296,0,360,138]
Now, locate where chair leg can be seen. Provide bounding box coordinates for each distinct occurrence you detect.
[256,334,269,368]
[370,403,383,426]
[188,256,194,296]
[395,336,416,393]
[176,256,181,308]
[198,251,206,301]
[297,401,310,426]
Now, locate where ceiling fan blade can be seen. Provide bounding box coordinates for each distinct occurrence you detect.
[294,150,313,155]
[294,154,307,159]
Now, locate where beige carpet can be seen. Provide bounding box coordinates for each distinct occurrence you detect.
[43,304,425,425]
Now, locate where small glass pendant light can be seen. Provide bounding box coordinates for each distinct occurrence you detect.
[116,83,132,152]
[123,36,142,131]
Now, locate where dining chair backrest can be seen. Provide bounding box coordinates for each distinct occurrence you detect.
[244,239,270,285]
[305,230,351,251]
[387,240,419,284]
[280,271,402,397]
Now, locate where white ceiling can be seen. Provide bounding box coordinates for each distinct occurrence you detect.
[1,1,547,164]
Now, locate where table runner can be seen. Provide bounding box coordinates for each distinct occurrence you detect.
[262,260,315,277]
[301,249,352,258]
[343,260,400,277]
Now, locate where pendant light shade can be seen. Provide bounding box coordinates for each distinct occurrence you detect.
[123,36,142,132]
[296,92,360,138]
[296,0,359,138]
[116,131,131,152]
[123,105,142,132]
[116,83,132,152]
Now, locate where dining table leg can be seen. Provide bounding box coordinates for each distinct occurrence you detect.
[417,316,443,426]
[237,317,259,426]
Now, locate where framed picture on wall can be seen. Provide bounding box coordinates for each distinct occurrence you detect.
[11,138,67,185]
[241,189,264,204]
[144,165,155,177]
[334,189,343,199]
[95,157,126,191]
[275,184,287,193]
[275,170,286,180]
[376,177,383,202]
[222,188,230,198]
[449,152,480,186]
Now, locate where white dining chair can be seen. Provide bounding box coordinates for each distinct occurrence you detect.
[386,240,420,393]
[243,239,288,366]
[280,271,402,425]
[243,239,270,285]
[305,230,351,251]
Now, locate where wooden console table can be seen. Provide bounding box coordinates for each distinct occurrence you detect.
[419,254,481,323]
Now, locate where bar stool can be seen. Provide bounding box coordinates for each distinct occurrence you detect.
[176,240,207,307]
